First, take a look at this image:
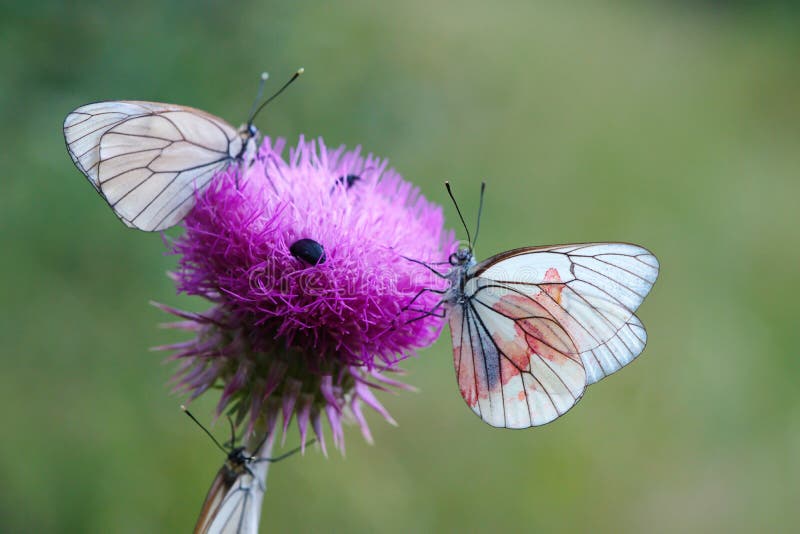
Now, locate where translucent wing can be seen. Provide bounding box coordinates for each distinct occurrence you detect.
[63,101,243,231]
[582,314,647,385]
[470,243,659,385]
[448,242,659,428]
[449,286,586,428]
[194,459,266,534]
[194,467,232,534]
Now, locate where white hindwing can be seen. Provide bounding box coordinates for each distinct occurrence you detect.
[450,243,659,428]
[64,101,242,231]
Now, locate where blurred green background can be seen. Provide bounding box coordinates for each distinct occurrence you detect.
[2,1,799,532]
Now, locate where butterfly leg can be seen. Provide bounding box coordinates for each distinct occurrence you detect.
[225,415,237,448]
[404,299,447,325]
[260,153,283,195]
[400,255,449,278]
[402,287,446,312]
[251,439,314,464]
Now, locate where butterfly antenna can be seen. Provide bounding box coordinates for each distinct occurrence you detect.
[226,415,237,449]
[445,181,472,248]
[248,67,304,126]
[245,72,269,124]
[181,405,229,456]
[260,439,318,463]
[471,181,486,249]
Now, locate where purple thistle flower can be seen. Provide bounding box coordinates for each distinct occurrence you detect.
[156,136,455,452]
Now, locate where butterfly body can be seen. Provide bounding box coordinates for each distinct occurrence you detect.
[63,100,260,231]
[440,241,659,429]
[235,123,260,163]
[443,247,476,305]
[219,447,253,485]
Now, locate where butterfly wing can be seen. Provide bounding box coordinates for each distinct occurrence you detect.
[194,459,266,534]
[451,242,659,428]
[194,465,234,534]
[449,299,586,428]
[472,243,659,382]
[64,101,243,231]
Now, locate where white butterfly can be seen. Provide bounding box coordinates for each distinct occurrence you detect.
[63,70,302,231]
[182,406,308,534]
[418,183,659,428]
[193,442,268,534]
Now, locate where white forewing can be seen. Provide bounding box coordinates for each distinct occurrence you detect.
[64,101,242,231]
[471,243,658,356]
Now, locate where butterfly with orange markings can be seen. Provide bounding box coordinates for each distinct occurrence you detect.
[62,70,302,231]
[409,183,659,428]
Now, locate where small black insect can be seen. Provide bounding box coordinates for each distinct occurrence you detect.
[336,174,361,189]
[290,238,326,265]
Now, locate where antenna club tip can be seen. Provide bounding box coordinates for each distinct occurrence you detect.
[180,404,187,412]
[260,72,269,80]
[297,67,305,74]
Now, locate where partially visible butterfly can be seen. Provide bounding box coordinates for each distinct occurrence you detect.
[63,69,303,231]
[181,406,310,534]
[411,183,660,428]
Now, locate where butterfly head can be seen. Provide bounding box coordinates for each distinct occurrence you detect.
[246,123,259,139]
[235,123,260,165]
[237,123,260,144]
[449,246,474,267]
[227,446,251,468]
